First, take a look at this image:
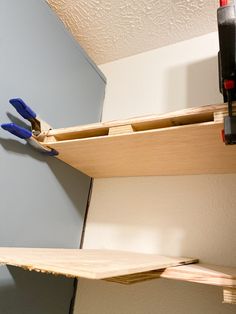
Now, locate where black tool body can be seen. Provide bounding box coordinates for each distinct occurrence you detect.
[218,1,236,144]
[218,3,236,101]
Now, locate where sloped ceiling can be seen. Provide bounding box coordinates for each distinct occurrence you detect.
[47,0,219,65]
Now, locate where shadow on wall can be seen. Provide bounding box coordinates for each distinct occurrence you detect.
[0,135,90,216]
[75,278,235,314]
[0,133,88,313]
[0,267,73,314]
[165,56,222,112]
[0,113,90,218]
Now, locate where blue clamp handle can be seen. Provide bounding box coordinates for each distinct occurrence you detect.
[9,98,37,120]
[1,123,32,139]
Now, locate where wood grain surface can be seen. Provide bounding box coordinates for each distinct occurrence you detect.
[40,104,236,178]
[0,248,197,280]
[223,288,236,304]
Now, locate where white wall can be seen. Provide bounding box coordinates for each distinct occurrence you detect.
[101,32,221,120]
[74,32,236,314]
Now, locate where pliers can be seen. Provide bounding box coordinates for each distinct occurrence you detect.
[1,98,58,156]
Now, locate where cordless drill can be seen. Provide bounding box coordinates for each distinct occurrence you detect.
[218,0,236,144]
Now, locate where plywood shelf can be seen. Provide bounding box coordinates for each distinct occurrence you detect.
[0,248,196,280]
[22,103,236,305]
[0,248,235,304]
[40,103,236,178]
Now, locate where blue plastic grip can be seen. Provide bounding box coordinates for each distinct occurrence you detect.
[1,123,32,139]
[46,149,59,157]
[9,98,37,120]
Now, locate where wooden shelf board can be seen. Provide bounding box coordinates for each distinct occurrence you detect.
[0,248,196,280]
[0,248,235,303]
[40,104,236,178]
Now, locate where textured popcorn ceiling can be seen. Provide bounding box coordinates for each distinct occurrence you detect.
[47,0,219,64]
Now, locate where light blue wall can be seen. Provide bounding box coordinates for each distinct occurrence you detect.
[0,0,106,313]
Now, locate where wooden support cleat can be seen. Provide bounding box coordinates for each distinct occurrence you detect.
[223,288,236,304]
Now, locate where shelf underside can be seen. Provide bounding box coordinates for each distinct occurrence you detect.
[41,103,236,178]
[0,248,235,304]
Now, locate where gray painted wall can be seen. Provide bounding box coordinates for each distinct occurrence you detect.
[0,1,106,313]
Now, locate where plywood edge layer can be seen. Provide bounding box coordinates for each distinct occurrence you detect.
[223,288,236,304]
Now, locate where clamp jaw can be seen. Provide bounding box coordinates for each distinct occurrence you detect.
[218,0,236,144]
[1,98,58,156]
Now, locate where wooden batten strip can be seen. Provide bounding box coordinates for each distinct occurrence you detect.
[214,111,236,123]
[106,270,163,284]
[108,124,134,136]
[223,288,236,304]
[213,104,236,123]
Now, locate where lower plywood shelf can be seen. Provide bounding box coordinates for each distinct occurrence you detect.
[0,248,196,279]
[40,103,236,178]
[0,248,235,304]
